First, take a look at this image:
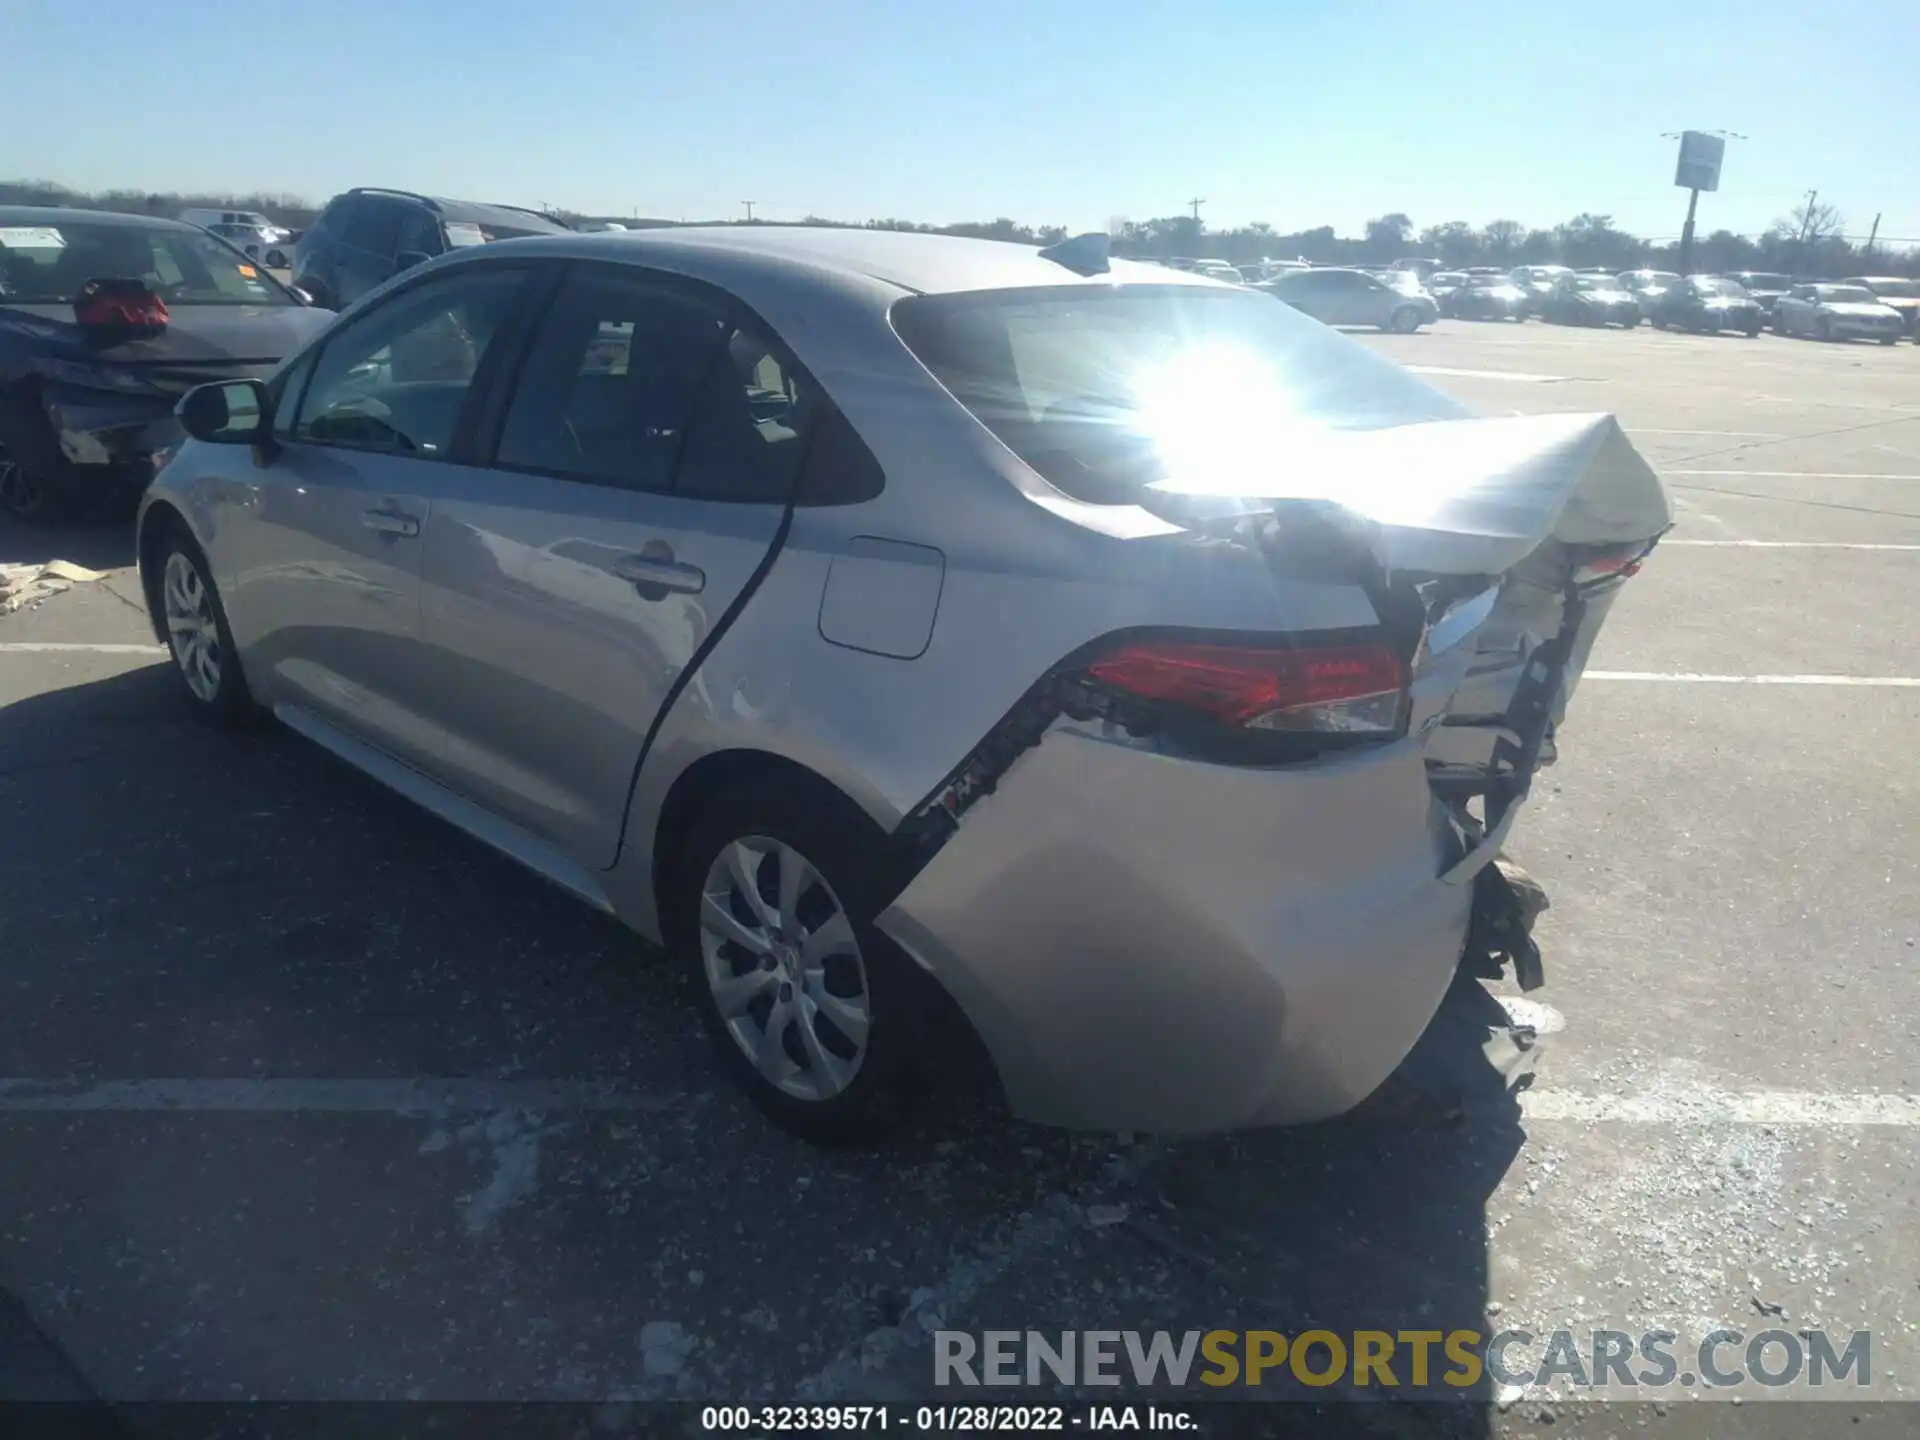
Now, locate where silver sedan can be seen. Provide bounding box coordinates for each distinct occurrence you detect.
[1773,283,1906,344]
[139,227,1671,1143]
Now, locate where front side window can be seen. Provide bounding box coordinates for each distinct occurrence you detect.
[295,267,524,457]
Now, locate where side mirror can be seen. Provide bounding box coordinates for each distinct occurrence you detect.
[289,285,314,306]
[178,379,272,447]
[395,250,431,273]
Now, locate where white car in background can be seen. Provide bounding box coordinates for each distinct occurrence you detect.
[1772,283,1905,344]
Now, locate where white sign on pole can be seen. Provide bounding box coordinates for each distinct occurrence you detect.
[1674,131,1726,192]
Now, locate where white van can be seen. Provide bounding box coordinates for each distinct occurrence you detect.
[179,209,289,242]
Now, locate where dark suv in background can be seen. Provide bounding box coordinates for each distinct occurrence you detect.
[291,188,570,309]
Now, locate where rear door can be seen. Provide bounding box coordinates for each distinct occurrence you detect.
[218,264,531,769]
[413,263,810,865]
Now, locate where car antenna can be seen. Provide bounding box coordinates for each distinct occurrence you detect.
[1038,233,1110,277]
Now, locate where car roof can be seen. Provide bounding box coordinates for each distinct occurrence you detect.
[0,205,197,233]
[468,226,1228,299]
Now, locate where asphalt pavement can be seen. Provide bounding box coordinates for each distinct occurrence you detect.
[1,318,1916,1429]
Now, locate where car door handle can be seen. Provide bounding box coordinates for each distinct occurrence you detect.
[606,551,705,597]
[361,508,420,537]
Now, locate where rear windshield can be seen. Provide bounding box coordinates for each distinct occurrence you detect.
[1691,278,1747,296]
[1739,274,1790,288]
[0,218,291,306]
[1860,278,1918,298]
[1814,285,1877,304]
[1573,276,1620,291]
[891,285,1466,505]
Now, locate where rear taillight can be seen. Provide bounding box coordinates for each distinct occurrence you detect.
[1572,548,1645,584]
[1086,640,1409,736]
[73,278,169,333]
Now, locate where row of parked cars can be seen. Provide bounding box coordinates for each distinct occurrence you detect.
[1151,255,1920,342]
[1428,264,1918,342]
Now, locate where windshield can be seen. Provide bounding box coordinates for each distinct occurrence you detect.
[1383,271,1425,293]
[0,218,292,306]
[1471,278,1518,291]
[1623,272,1677,288]
[1860,279,1918,298]
[1815,286,1878,304]
[1574,276,1620,292]
[1692,278,1747,297]
[891,285,1466,506]
[1738,274,1790,288]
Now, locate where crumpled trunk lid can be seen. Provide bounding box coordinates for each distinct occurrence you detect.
[1145,411,1672,577]
[1147,409,1672,857]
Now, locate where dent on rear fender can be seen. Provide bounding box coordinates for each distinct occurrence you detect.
[875,722,1459,1129]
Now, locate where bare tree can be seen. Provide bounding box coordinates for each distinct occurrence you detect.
[1778,194,1845,244]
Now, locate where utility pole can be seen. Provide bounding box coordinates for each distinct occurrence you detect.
[1797,190,1818,244]
[1187,197,1205,225]
[1864,212,1881,257]
[742,200,756,222]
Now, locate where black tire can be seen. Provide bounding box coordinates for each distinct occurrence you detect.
[1651,315,1667,330]
[1879,335,1898,346]
[1817,316,1835,342]
[1744,323,1761,337]
[0,437,73,520]
[674,779,932,1146]
[151,520,259,728]
[1384,305,1422,334]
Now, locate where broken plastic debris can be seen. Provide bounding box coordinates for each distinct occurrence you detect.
[0,558,106,615]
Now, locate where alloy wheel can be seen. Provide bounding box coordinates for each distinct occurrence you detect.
[163,550,223,703]
[698,836,871,1103]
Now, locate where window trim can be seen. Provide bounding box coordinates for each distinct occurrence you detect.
[470,258,870,508]
[280,261,537,465]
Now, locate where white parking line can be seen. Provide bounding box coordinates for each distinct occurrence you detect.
[1585,672,1920,687]
[0,642,166,655]
[1668,469,1920,480]
[1405,365,1568,383]
[1663,540,1920,549]
[0,1077,684,1113]
[6,1076,1913,1129]
[1634,428,1781,437]
[1521,1090,1920,1125]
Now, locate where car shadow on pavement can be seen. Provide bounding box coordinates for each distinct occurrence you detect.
[0,662,1528,1425]
[0,514,137,572]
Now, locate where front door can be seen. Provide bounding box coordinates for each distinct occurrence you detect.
[218,265,529,770]
[416,265,808,866]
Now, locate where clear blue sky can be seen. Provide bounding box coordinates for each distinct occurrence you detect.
[6,0,1916,243]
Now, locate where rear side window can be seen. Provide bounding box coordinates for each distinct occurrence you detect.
[495,267,858,504]
[495,269,734,492]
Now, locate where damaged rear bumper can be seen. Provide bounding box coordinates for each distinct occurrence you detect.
[877,727,1492,1134]
[39,383,179,479]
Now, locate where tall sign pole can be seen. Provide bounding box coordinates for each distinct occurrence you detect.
[1669,130,1729,275]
